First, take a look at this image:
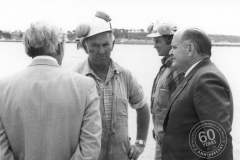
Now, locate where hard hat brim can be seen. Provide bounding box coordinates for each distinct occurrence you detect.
[147,32,174,37]
[147,32,162,37]
[84,29,112,39]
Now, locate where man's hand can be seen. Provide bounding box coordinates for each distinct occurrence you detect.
[128,143,145,160]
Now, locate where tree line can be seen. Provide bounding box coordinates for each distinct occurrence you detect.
[1,29,240,43]
[0,30,23,40]
[66,29,151,41]
[0,29,150,41]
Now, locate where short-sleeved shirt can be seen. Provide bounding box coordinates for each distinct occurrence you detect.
[70,59,146,131]
[70,58,147,160]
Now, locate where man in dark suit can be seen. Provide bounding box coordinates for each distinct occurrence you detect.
[162,28,233,160]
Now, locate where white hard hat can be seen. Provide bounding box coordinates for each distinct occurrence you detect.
[147,20,177,37]
[75,11,112,39]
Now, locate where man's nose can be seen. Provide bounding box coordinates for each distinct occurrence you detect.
[154,43,158,48]
[99,45,105,54]
[169,49,174,55]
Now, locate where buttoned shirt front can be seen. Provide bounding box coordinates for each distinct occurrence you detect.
[79,60,115,131]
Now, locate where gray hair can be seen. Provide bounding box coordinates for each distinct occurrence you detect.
[181,28,212,57]
[22,21,65,57]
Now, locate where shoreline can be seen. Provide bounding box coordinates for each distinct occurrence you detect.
[1,40,240,47]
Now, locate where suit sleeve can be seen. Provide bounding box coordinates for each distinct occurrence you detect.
[0,118,14,160]
[194,72,233,160]
[71,80,102,160]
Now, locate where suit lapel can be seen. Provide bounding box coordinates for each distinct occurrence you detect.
[28,59,61,68]
[163,58,211,126]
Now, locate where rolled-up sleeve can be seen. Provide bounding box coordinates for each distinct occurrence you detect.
[127,73,147,109]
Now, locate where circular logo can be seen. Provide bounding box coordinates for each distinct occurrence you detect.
[158,25,171,35]
[189,120,227,158]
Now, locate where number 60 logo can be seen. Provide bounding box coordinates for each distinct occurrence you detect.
[199,129,215,142]
[189,120,227,158]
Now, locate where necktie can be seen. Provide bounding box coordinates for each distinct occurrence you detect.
[167,70,185,95]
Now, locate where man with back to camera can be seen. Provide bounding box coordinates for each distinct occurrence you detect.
[147,20,184,160]
[70,11,150,160]
[162,28,233,159]
[0,21,101,160]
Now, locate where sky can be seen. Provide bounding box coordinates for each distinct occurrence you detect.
[0,0,240,36]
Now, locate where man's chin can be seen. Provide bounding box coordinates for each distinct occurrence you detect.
[97,60,110,67]
[172,63,184,73]
[171,61,176,67]
[157,50,162,56]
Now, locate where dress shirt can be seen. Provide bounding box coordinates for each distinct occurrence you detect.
[33,55,58,63]
[185,60,202,77]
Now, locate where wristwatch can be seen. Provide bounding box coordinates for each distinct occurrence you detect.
[135,140,146,146]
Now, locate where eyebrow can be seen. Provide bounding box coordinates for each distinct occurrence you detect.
[91,42,98,45]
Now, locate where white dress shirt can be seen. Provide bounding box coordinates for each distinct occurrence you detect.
[33,55,58,64]
[185,60,202,77]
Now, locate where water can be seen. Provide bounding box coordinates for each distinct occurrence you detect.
[0,42,239,159]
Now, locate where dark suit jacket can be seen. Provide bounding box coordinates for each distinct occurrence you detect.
[162,58,233,160]
[0,59,102,160]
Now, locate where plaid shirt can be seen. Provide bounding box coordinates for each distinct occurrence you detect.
[84,60,115,131]
[166,68,185,95]
[150,54,184,111]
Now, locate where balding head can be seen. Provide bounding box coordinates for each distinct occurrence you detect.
[180,28,212,57]
[170,28,211,73]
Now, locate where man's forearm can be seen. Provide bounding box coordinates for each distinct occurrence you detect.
[136,103,150,141]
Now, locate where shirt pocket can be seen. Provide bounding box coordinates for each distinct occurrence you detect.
[116,98,129,132]
[156,89,170,110]
[117,98,128,118]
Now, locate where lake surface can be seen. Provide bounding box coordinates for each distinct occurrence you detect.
[0,42,239,159]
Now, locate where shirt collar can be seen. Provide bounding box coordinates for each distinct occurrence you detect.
[185,60,202,77]
[161,54,173,68]
[82,58,118,76]
[33,55,58,64]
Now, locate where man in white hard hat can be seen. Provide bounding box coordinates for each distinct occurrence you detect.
[70,11,150,160]
[147,21,184,160]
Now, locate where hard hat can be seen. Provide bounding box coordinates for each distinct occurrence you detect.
[75,11,112,39]
[147,20,177,37]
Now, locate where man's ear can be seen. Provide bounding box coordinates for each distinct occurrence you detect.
[56,43,63,55]
[111,40,115,51]
[83,43,89,54]
[188,43,194,57]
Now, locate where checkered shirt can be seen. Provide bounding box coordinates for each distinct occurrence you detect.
[150,54,184,111]
[85,61,115,131]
